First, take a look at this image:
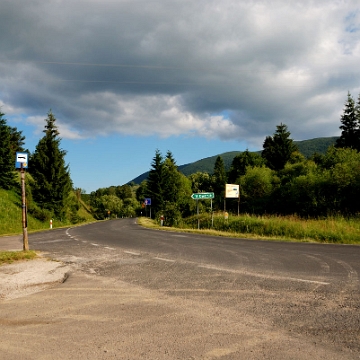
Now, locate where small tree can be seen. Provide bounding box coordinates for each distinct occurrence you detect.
[0,111,16,189]
[228,150,265,183]
[336,92,359,151]
[188,172,213,193]
[262,123,298,171]
[30,111,72,218]
[240,166,275,213]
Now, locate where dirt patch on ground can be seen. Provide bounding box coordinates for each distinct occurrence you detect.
[0,257,70,301]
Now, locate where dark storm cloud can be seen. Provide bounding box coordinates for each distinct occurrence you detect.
[1,0,359,146]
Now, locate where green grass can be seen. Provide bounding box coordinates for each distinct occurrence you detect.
[0,188,95,236]
[0,250,37,266]
[139,213,360,244]
[0,188,51,235]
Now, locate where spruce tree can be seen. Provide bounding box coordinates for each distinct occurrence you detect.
[0,111,16,189]
[30,111,72,218]
[212,156,227,208]
[146,149,164,216]
[262,123,298,171]
[162,151,182,204]
[356,93,360,151]
[336,92,359,151]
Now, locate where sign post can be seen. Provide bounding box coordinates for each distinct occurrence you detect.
[191,192,214,200]
[16,152,29,251]
[191,193,214,229]
[225,184,240,216]
[144,198,151,218]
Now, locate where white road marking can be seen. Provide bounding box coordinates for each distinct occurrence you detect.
[304,254,330,273]
[198,264,330,286]
[336,260,359,281]
[104,247,116,250]
[124,251,141,256]
[91,243,99,247]
[154,257,175,263]
[34,239,73,244]
[172,235,188,238]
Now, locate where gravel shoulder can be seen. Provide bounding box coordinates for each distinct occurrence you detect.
[0,234,70,301]
[0,256,70,301]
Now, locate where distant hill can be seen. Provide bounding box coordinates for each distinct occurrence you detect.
[295,136,338,158]
[130,137,338,184]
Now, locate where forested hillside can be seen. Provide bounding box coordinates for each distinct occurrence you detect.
[130,137,338,184]
[125,91,360,224]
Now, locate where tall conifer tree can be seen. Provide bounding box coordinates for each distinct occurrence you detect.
[336,92,359,151]
[146,149,164,215]
[30,111,72,217]
[162,151,182,204]
[262,123,298,171]
[212,156,227,209]
[0,111,16,189]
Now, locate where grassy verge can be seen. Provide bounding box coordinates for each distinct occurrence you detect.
[0,188,96,236]
[138,213,360,244]
[0,250,37,266]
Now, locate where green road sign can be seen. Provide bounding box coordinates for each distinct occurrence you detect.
[191,192,214,200]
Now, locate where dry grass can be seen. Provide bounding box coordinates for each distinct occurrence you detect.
[0,250,37,266]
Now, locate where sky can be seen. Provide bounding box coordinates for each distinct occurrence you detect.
[1,0,359,193]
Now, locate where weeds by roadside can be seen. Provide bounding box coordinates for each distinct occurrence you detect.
[138,213,360,244]
[0,250,37,266]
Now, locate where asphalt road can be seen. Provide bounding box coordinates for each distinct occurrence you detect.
[1,218,360,359]
[67,218,360,287]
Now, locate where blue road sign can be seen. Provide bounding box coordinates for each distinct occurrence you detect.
[144,198,151,205]
[15,152,28,169]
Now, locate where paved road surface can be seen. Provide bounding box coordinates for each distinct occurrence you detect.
[1,218,359,359]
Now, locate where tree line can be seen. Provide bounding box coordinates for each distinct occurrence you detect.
[0,110,82,223]
[133,91,360,221]
[2,90,359,224]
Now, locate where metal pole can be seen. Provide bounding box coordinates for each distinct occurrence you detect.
[21,164,29,251]
[211,199,213,227]
[197,199,200,230]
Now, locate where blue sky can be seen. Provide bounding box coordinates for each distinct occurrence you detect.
[9,118,250,192]
[1,0,359,192]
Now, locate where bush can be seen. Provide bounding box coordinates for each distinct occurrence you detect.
[27,205,53,222]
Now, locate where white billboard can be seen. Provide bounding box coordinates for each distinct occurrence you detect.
[225,184,239,198]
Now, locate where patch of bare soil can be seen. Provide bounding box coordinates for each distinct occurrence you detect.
[0,258,70,301]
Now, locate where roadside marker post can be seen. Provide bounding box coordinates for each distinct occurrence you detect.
[15,152,29,251]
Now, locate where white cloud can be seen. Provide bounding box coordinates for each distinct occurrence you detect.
[0,0,359,143]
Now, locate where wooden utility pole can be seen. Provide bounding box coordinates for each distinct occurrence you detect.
[20,163,29,250]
